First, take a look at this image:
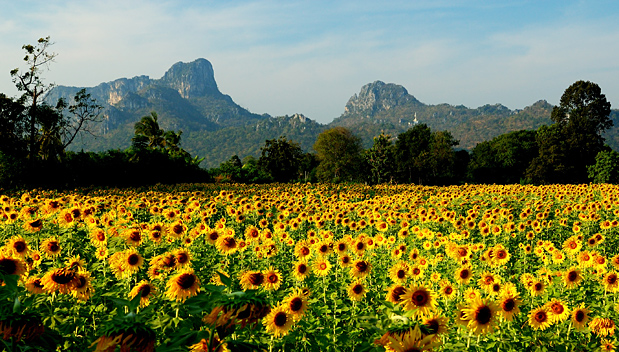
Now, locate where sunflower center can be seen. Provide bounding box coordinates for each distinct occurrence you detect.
[249,273,264,286]
[177,273,196,289]
[319,263,327,270]
[130,231,141,242]
[75,276,87,289]
[97,232,106,241]
[356,261,368,272]
[534,311,548,323]
[551,302,564,314]
[412,290,429,306]
[475,305,492,325]
[297,264,307,274]
[502,299,515,312]
[574,310,585,322]
[338,244,346,251]
[223,237,236,248]
[289,298,303,312]
[397,270,406,279]
[425,319,440,334]
[13,241,26,253]
[412,268,421,275]
[274,312,288,327]
[48,242,60,252]
[352,284,363,294]
[140,285,151,297]
[127,254,140,266]
[568,271,578,281]
[52,270,76,284]
[0,258,17,275]
[459,269,470,279]
[392,286,406,301]
[356,242,364,251]
[268,274,279,283]
[534,283,543,291]
[607,275,618,285]
[444,287,453,295]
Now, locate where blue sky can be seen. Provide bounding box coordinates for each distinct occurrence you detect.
[1,0,618,124]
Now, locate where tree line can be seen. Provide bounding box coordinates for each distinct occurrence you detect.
[214,79,616,186]
[0,37,616,189]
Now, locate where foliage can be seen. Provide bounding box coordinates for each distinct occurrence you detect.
[364,133,396,184]
[527,81,613,184]
[257,136,304,183]
[468,130,538,184]
[314,127,364,183]
[588,149,619,184]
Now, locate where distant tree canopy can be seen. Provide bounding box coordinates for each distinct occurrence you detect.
[468,130,538,184]
[314,127,364,183]
[257,136,304,183]
[526,80,612,184]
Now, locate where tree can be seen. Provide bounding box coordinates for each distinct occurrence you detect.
[10,36,57,159]
[257,136,304,183]
[313,127,363,183]
[469,130,538,184]
[423,130,459,185]
[394,124,432,183]
[365,133,395,184]
[6,37,103,161]
[588,149,619,184]
[527,81,612,183]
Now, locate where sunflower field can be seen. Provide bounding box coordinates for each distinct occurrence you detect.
[1,183,619,351]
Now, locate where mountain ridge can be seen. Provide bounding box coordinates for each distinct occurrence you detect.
[45,58,618,168]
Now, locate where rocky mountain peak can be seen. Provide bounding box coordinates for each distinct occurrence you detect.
[343,80,420,116]
[159,58,221,99]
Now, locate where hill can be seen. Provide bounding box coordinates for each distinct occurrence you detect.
[46,61,619,168]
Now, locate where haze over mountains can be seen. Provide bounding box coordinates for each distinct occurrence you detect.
[46,59,619,168]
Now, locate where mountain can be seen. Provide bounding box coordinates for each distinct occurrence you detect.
[46,61,619,169]
[45,58,266,154]
[329,81,554,149]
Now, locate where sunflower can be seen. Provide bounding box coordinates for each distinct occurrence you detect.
[528,279,546,297]
[165,269,200,302]
[40,237,61,259]
[438,280,456,300]
[462,299,500,336]
[41,267,77,294]
[571,304,591,331]
[600,339,616,352]
[454,265,473,285]
[563,267,583,289]
[6,236,29,258]
[263,305,293,337]
[65,255,87,271]
[350,259,371,279]
[603,271,619,292]
[347,280,366,301]
[71,270,94,301]
[293,261,311,281]
[400,285,437,319]
[313,259,332,277]
[386,285,407,304]
[129,280,157,308]
[263,268,283,291]
[389,262,410,283]
[23,218,44,233]
[124,228,143,247]
[174,248,192,268]
[215,235,238,255]
[89,228,108,247]
[544,298,570,323]
[240,271,265,290]
[590,318,616,337]
[118,249,144,279]
[423,314,449,337]
[25,276,45,294]
[284,288,309,321]
[528,306,553,331]
[0,254,26,277]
